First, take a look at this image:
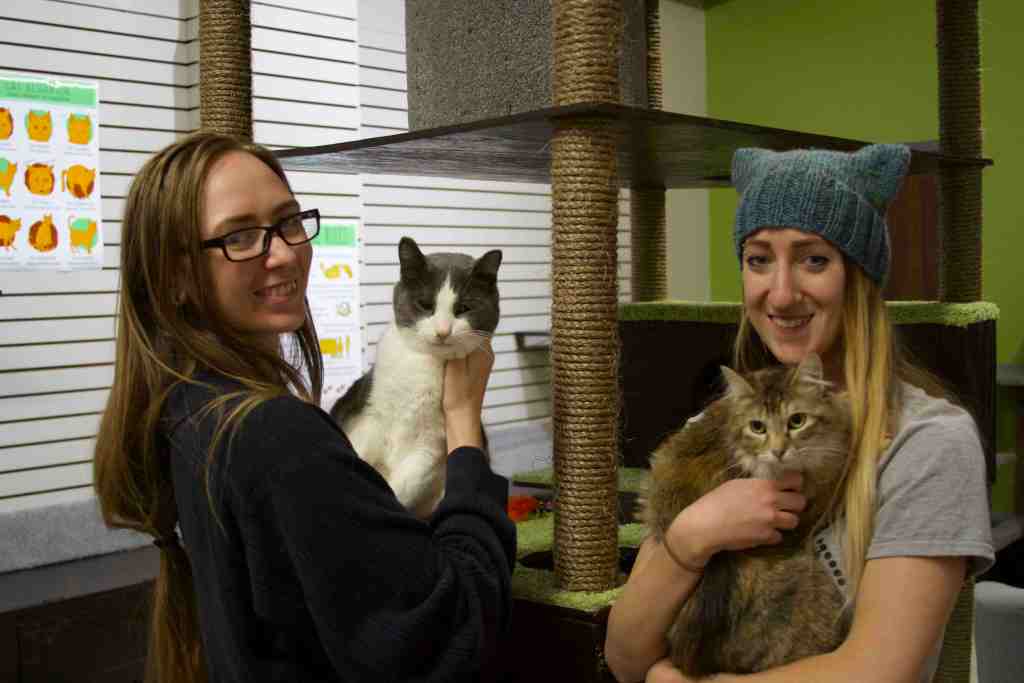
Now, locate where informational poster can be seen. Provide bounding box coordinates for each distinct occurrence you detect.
[0,75,103,272]
[308,220,363,412]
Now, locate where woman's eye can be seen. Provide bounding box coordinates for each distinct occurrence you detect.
[788,413,807,430]
[749,420,766,435]
[280,216,305,237]
[805,255,830,270]
[225,229,261,248]
[744,254,768,269]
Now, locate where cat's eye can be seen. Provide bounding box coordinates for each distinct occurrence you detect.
[748,420,767,435]
[454,302,470,316]
[417,298,434,312]
[788,413,807,430]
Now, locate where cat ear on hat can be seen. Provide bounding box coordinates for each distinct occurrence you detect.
[854,144,911,211]
[730,148,772,194]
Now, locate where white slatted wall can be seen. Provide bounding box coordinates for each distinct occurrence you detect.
[0,0,633,507]
[0,0,198,509]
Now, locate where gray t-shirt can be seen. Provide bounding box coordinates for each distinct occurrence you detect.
[815,382,995,681]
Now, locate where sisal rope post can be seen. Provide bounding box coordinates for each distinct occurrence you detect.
[936,0,982,302]
[644,0,663,111]
[935,578,975,683]
[934,5,981,680]
[631,187,668,301]
[550,0,623,591]
[199,0,253,140]
[631,0,668,302]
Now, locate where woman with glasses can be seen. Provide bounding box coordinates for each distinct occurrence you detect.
[93,133,514,682]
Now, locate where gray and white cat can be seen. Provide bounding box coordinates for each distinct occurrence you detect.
[331,236,502,518]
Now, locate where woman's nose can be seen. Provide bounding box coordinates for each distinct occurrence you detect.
[264,233,298,266]
[766,265,800,308]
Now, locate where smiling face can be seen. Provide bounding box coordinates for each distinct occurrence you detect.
[741,227,846,381]
[199,151,310,350]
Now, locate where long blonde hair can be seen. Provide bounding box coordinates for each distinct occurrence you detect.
[93,132,323,683]
[734,261,946,600]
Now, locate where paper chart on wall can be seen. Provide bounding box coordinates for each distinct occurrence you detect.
[308,220,364,413]
[0,75,103,272]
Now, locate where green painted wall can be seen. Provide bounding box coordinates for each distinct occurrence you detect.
[706,1,1023,509]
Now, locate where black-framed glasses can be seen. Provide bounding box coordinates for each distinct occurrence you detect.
[200,208,320,262]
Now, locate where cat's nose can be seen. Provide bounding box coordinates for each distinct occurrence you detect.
[771,448,785,461]
[435,322,452,340]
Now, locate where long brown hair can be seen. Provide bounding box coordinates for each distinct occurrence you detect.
[93,132,323,683]
[734,260,949,602]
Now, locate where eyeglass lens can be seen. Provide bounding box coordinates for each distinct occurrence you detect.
[223,214,318,260]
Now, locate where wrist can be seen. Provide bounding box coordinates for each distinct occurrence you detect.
[446,417,483,452]
[662,535,706,574]
[666,508,715,570]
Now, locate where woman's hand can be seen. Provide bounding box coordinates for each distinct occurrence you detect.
[442,342,494,452]
[665,471,806,570]
[645,658,698,683]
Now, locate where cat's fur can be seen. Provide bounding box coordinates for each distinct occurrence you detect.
[640,355,852,677]
[331,236,502,518]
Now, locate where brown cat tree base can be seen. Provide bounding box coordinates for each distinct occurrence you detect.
[499,516,645,683]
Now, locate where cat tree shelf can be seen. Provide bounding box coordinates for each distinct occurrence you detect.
[276,102,990,187]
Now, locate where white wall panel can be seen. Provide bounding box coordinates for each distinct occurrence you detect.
[0,0,196,503]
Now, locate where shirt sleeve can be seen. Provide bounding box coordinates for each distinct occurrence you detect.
[868,408,994,577]
[240,397,516,682]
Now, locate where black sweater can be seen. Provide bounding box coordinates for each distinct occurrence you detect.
[165,375,516,682]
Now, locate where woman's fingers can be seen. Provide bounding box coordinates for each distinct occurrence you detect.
[774,510,801,531]
[775,469,804,491]
[776,490,807,513]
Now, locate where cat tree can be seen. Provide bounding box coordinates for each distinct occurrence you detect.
[200,1,992,681]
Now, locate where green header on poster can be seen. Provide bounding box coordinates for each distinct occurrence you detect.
[313,223,357,247]
[0,78,97,107]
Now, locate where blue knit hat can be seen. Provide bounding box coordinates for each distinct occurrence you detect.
[731,144,911,284]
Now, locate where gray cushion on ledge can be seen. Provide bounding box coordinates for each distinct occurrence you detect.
[0,489,150,575]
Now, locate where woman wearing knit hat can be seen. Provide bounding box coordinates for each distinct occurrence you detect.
[605,144,994,683]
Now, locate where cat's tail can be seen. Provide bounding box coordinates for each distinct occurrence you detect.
[672,551,737,678]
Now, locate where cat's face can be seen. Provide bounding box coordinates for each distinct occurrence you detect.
[25,164,54,195]
[0,109,12,139]
[68,114,92,145]
[27,111,52,142]
[722,355,850,481]
[393,237,502,359]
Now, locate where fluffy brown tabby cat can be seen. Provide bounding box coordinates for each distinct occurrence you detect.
[640,355,853,677]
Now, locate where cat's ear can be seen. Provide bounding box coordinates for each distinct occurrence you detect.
[720,366,754,399]
[795,353,824,383]
[791,353,826,394]
[472,249,503,283]
[398,236,427,281]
